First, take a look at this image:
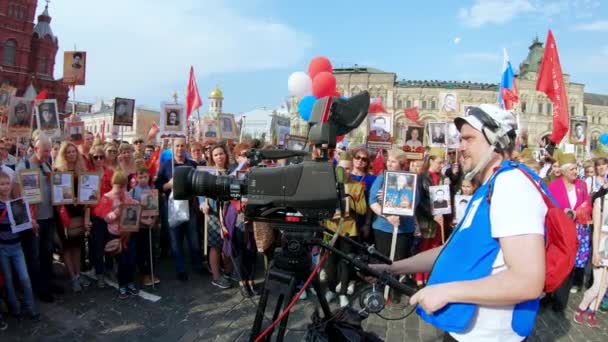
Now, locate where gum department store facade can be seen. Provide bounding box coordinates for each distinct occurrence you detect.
[291,38,608,150]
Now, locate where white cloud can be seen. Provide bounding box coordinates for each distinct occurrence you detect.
[574,20,608,31]
[459,0,535,28]
[39,0,312,104]
[458,52,501,62]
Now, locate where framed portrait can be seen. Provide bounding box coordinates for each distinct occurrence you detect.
[404,125,424,149]
[274,117,291,146]
[36,99,60,134]
[440,92,459,115]
[120,204,141,232]
[113,98,135,127]
[381,171,417,217]
[7,97,33,138]
[569,117,587,145]
[63,51,87,85]
[18,169,42,204]
[428,122,447,147]
[8,198,33,233]
[140,189,159,216]
[447,123,460,149]
[367,113,393,143]
[285,134,307,151]
[430,185,452,215]
[454,195,472,225]
[67,121,85,145]
[160,103,186,137]
[51,172,75,205]
[219,114,236,140]
[77,172,101,204]
[202,118,219,140]
[0,85,16,116]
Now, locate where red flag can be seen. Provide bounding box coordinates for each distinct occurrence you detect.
[35,89,48,100]
[186,66,203,119]
[536,30,569,144]
[371,150,385,175]
[100,120,106,142]
[404,107,420,122]
[146,147,161,179]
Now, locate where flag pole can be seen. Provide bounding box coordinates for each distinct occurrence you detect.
[197,109,203,142]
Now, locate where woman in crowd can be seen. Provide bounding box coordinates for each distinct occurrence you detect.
[104,143,119,170]
[414,151,445,287]
[573,184,608,328]
[201,144,233,289]
[117,143,137,190]
[547,153,592,310]
[89,143,115,288]
[54,141,89,292]
[349,147,376,242]
[189,141,206,166]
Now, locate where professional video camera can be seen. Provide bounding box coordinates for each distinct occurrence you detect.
[172,91,371,222]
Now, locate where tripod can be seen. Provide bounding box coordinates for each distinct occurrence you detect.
[250,227,331,342]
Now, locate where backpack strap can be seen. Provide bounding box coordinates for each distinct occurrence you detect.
[486,161,556,209]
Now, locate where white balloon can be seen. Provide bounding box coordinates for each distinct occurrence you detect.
[287,71,312,97]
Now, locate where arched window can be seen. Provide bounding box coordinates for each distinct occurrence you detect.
[3,39,17,66]
[38,57,48,74]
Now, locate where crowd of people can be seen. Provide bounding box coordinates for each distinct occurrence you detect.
[0,105,606,341]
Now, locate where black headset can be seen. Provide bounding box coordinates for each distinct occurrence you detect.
[465,107,515,153]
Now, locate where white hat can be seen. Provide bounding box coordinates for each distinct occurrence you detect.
[454,104,517,150]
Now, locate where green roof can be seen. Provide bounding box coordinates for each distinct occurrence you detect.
[584,93,608,106]
[333,66,393,74]
[398,79,498,90]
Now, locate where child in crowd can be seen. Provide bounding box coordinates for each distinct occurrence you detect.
[459,179,476,196]
[0,171,39,321]
[131,163,160,286]
[95,171,139,299]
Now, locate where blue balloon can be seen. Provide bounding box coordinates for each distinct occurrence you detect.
[298,95,317,122]
[600,133,608,145]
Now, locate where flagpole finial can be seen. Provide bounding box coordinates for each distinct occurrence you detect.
[172,91,178,104]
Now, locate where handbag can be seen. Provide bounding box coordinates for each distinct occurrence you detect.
[168,191,189,228]
[104,238,122,256]
[65,216,85,239]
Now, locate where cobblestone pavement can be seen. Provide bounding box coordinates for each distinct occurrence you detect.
[1,259,607,342]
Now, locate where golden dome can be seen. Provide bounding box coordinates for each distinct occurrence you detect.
[209,87,223,99]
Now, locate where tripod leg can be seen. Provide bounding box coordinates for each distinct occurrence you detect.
[250,275,272,342]
[275,275,297,342]
[311,275,332,317]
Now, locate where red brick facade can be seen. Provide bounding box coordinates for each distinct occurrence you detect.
[0,0,68,112]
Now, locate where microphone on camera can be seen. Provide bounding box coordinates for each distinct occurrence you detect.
[245,149,309,161]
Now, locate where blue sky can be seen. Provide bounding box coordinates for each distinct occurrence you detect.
[40,0,608,114]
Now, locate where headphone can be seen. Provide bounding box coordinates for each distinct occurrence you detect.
[467,107,515,153]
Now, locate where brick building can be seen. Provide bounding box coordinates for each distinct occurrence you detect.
[0,0,68,111]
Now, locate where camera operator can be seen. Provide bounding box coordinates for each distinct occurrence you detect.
[370,105,546,342]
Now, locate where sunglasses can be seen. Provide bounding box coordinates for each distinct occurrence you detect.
[354,155,369,162]
[134,140,144,144]
[93,155,105,160]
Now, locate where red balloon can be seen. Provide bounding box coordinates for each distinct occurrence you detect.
[308,56,333,80]
[336,135,344,143]
[312,72,337,98]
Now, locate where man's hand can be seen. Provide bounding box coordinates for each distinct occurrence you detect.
[386,215,399,226]
[409,283,452,315]
[592,253,603,267]
[164,178,173,191]
[32,221,40,235]
[201,203,210,215]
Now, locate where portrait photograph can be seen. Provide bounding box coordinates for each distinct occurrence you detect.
[36,99,59,132]
[430,184,452,215]
[381,171,417,217]
[367,113,393,143]
[78,172,101,204]
[120,204,141,232]
[113,98,135,127]
[569,118,587,145]
[8,198,33,233]
[219,114,236,140]
[404,126,424,149]
[7,97,33,137]
[428,122,447,147]
[440,92,459,114]
[67,121,85,144]
[285,135,307,151]
[203,119,218,139]
[160,103,186,137]
[0,85,16,116]
[18,169,42,204]
[51,172,74,205]
[140,189,159,216]
[447,122,460,149]
[63,51,87,85]
[454,195,472,225]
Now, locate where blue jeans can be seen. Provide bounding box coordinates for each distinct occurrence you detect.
[0,243,37,315]
[168,209,202,274]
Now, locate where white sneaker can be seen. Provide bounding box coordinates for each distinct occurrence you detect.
[335,282,342,293]
[325,291,336,303]
[339,295,349,308]
[319,269,327,282]
[347,281,356,295]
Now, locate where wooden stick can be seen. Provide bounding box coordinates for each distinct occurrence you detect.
[384,222,399,301]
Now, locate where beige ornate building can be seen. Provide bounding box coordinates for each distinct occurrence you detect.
[290,38,608,148]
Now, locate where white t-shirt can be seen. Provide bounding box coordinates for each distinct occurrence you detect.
[451,169,546,342]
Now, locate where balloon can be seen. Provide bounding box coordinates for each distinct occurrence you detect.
[287,71,312,98]
[308,56,333,80]
[336,135,344,143]
[298,95,317,122]
[332,90,341,97]
[600,133,608,145]
[312,72,337,98]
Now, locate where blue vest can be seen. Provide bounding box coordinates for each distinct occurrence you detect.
[417,161,544,336]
